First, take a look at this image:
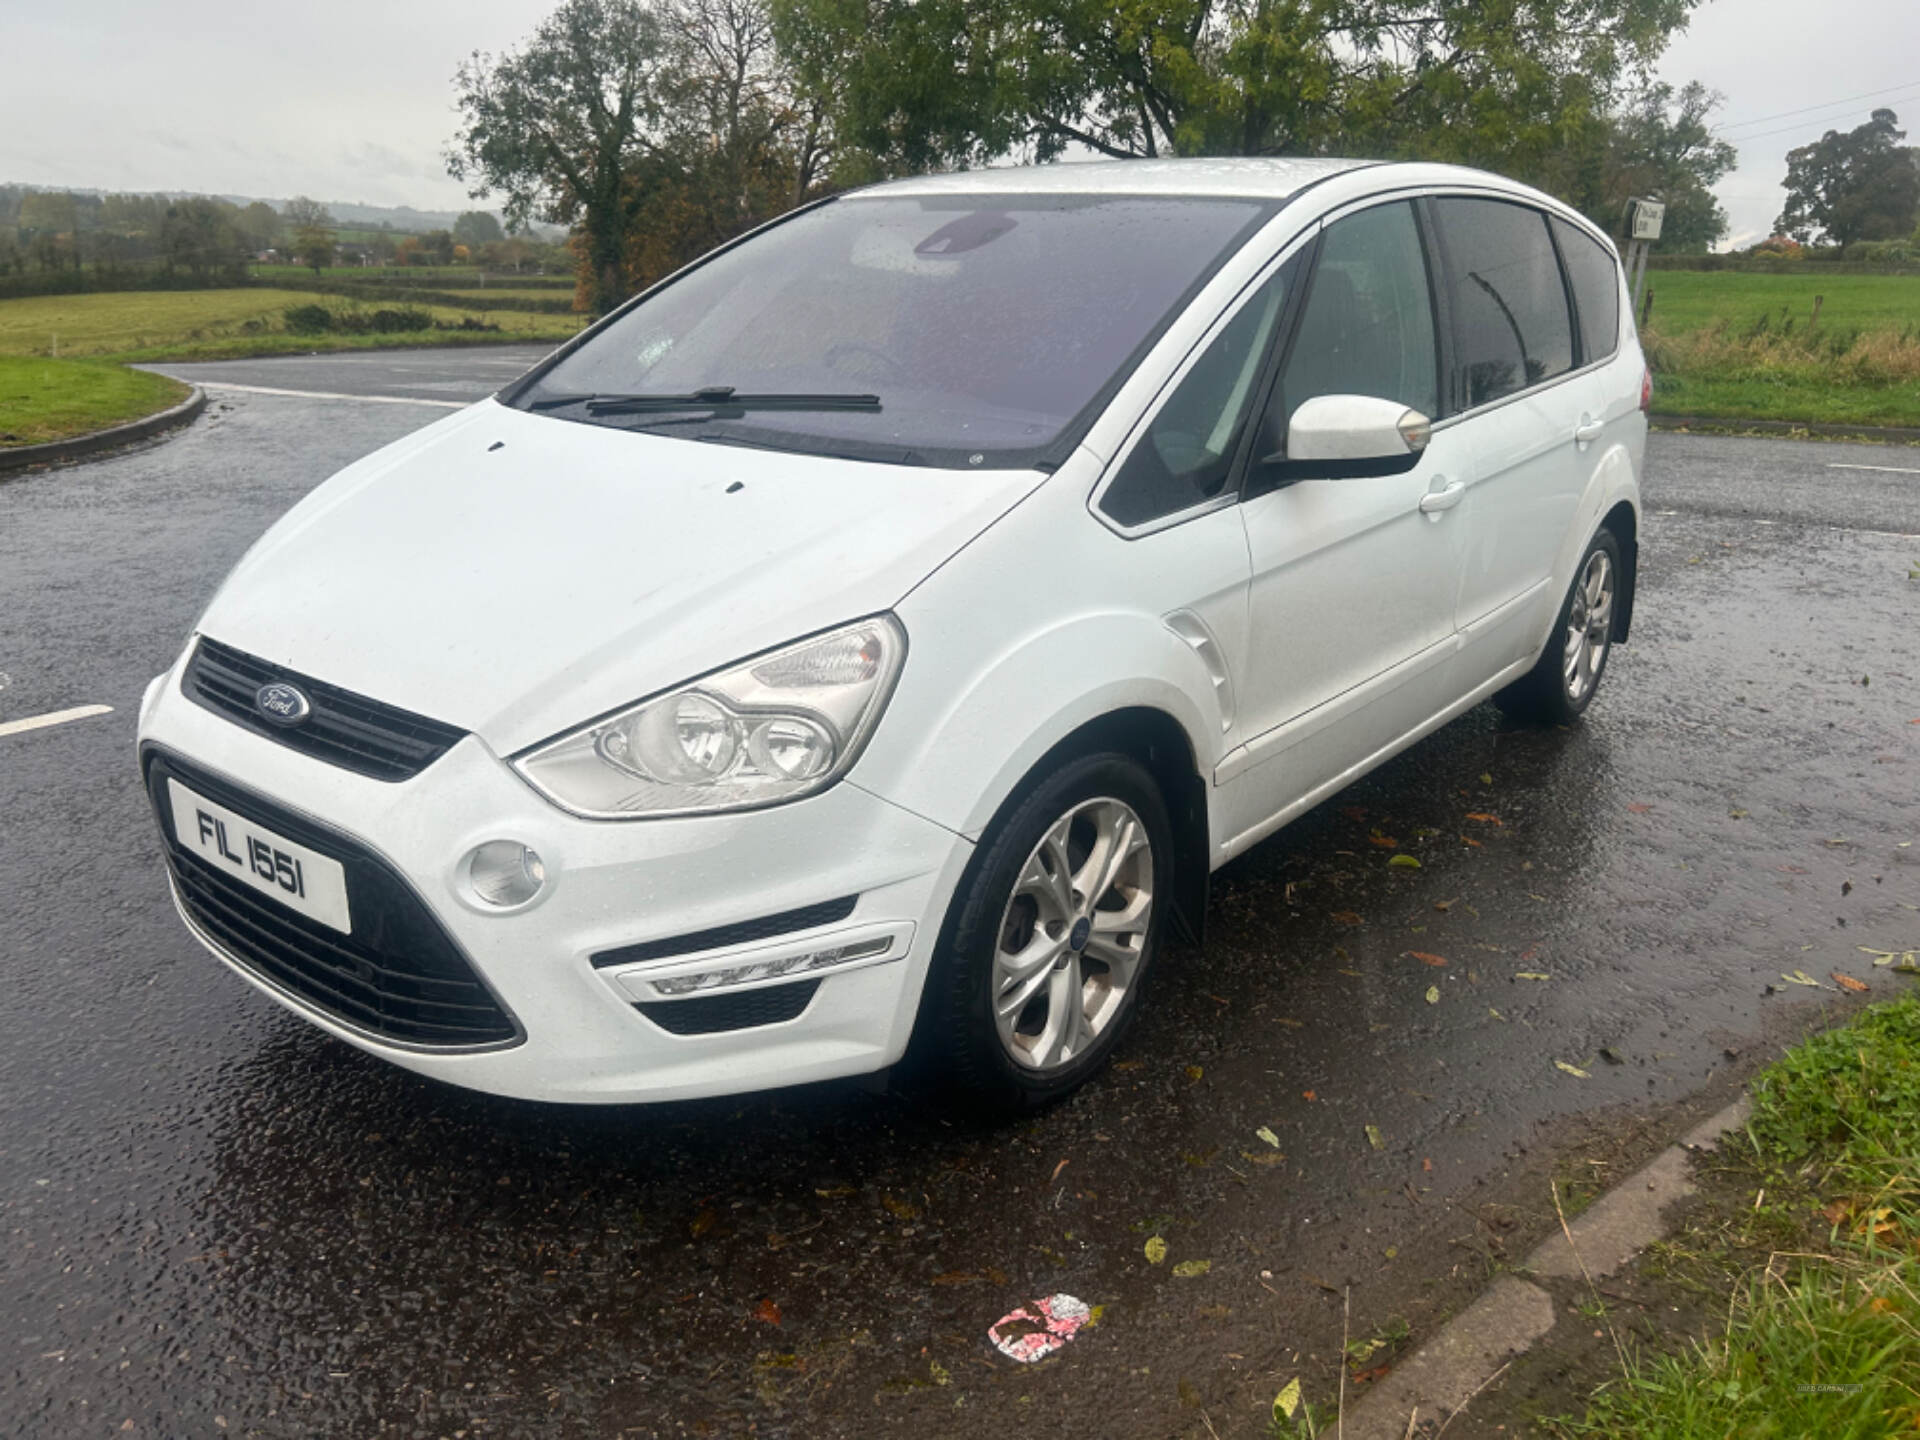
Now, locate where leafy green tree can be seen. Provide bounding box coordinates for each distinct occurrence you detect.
[1776,109,1920,245]
[237,200,282,254]
[1592,81,1736,251]
[420,228,458,265]
[453,209,506,248]
[293,222,337,275]
[447,0,675,313]
[772,0,1696,187]
[281,195,336,230]
[18,190,80,271]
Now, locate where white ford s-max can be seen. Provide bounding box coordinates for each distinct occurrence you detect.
[139,158,1646,1110]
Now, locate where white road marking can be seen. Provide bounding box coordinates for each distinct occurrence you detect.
[1828,462,1920,475]
[0,704,113,738]
[196,381,468,409]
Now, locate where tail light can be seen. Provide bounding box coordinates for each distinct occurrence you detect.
[1639,367,1653,414]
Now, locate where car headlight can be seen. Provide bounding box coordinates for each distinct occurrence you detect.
[512,615,906,819]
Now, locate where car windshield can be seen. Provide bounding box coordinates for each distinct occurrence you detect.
[514,193,1272,468]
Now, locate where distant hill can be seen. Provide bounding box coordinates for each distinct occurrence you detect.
[0,183,565,241]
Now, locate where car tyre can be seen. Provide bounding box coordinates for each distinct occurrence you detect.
[1495,526,1623,726]
[925,751,1173,1114]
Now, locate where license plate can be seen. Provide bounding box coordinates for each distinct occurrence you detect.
[167,778,352,934]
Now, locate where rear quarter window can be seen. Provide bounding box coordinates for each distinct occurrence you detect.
[1551,217,1622,364]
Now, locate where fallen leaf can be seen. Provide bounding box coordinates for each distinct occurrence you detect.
[1781,970,1827,988]
[1185,1064,1204,1081]
[1464,812,1503,825]
[1555,1061,1592,1079]
[1488,1007,1505,1020]
[929,1359,951,1386]
[1353,1362,1393,1386]
[753,1297,783,1326]
[1255,1125,1282,1149]
[1145,1236,1168,1265]
[1172,1259,1211,1278]
[1331,911,1363,927]
[1433,897,1456,912]
[1460,836,1483,848]
[1051,1158,1070,1182]
[1365,1124,1386,1150]
[1424,985,1440,1004]
[814,1184,856,1199]
[1301,1090,1317,1102]
[1515,971,1551,981]
[1422,1157,1434,1172]
[690,1208,718,1237]
[1407,951,1449,967]
[1480,772,1494,785]
[1860,946,1919,967]
[1239,1150,1287,1167]
[1389,854,1422,869]
[1273,1377,1303,1421]
[931,1270,980,1286]
[1832,973,1869,993]
[882,1194,921,1221]
[1369,834,1400,848]
[1627,802,1653,814]
[1341,805,1368,821]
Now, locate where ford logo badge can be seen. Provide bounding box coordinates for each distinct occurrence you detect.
[255,682,312,726]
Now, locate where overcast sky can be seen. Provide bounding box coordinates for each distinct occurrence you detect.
[2,0,1915,245]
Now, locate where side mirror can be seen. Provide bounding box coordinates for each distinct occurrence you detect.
[1260,394,1431,480]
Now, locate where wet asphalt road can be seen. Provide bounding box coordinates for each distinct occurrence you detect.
[3,351,1918,1439]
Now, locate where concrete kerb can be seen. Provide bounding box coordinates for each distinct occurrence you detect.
[1651,413,1920,443]
[0,385,206,475]
[1341,1094,1753,1440]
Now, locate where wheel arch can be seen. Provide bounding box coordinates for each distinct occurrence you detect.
[1013,707,1211,947]
[1600,499,1638,643]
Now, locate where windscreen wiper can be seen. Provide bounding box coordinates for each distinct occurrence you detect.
[528,386,880,415]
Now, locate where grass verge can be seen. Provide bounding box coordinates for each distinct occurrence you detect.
[0,356,190,447]
[0,289,583,363]
[1552,993,1920,1437]
[1648,321,1920,430]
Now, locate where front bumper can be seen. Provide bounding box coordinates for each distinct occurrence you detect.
[137,654,972,1104]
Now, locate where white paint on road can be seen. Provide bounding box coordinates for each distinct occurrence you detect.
[0,704,113,738]
[196,381,469,410]
[1828,462,1920,475]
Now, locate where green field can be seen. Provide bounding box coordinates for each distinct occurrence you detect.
[0,356,189,447]
[1637,270,1920,429]
[1644,270,1920,338]
[0,289,584,363]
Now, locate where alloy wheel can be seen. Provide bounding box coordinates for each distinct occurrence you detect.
[1563,550,1614,704]
[990,797,1154,1072]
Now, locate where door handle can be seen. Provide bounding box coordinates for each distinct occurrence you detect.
[1574,415,1605,446]
[1418,480,1466,515]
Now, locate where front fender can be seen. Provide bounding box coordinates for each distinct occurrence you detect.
[850,609,1224,842]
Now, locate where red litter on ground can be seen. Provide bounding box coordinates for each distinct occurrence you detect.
[987,1293,1093,1363]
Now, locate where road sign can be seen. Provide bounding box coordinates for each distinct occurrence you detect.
[1628,199,1666,242]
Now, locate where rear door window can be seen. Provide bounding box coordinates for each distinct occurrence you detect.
[1431,198,1575,409]
[1551,217,1622,364]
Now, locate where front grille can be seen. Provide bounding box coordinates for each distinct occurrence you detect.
[146,751,520,1050]
[590,896,859,969]
[636,980,820,1035]
[184,637,467,782]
